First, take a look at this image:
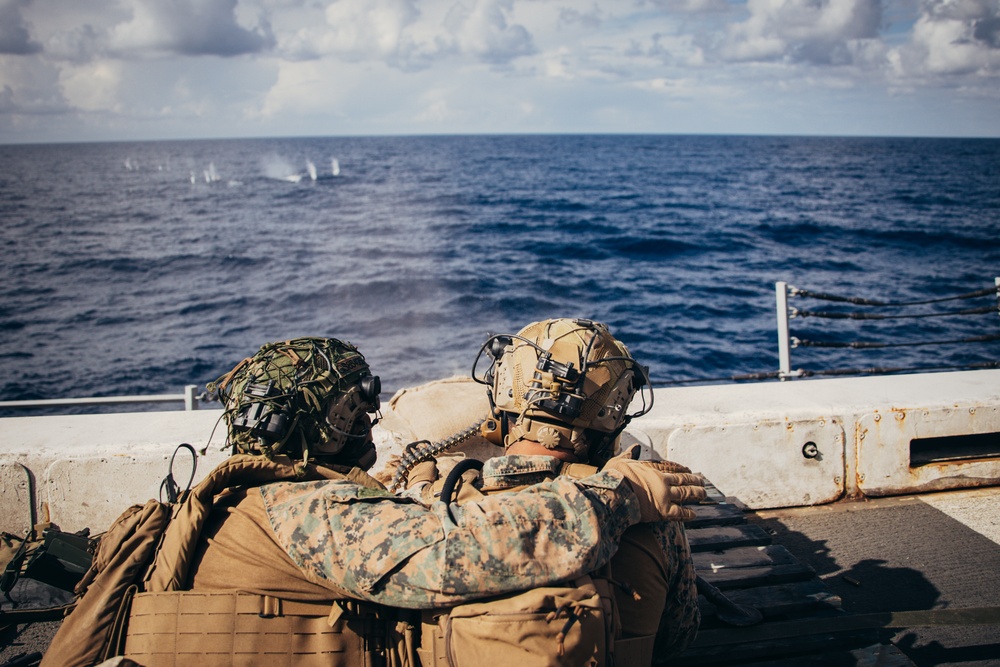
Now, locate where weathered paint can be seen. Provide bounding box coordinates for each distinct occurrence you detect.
[0,461,32,534]
[856,404,1000,497]
[665,418,845,508]
[635,369,1000,509]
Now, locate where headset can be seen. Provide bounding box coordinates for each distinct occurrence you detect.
[472,318,653,460]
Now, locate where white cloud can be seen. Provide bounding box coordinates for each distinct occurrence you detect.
[443,0,535,63]
[889,0,1000,78]
[274,0,534,68]
[110,0,274,56]
[1,0,999,141]
[59,60,124,111]
[321,0,419,59]
[0,54,66,112]
[721,0,884,65]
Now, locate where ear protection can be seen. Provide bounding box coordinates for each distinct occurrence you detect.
[231,381,292,443]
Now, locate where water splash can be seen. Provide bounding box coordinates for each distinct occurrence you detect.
[262,154,302,182]
[331,157,341,177]
[203,162,221,183]
[307,160,317,181]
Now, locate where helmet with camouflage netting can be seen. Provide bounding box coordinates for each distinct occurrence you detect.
[473,318,651,464]
[208,337,382,470]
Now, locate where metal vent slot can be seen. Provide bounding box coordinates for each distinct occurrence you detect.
[910,432,1000,467]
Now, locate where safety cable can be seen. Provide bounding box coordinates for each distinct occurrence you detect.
[797,361,1000,377]
[792,333,1000,349]
[788,285,997,306]
[792,305,997,320]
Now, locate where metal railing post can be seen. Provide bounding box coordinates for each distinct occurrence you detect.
[995,277,999,320]
[775,281,793,380]
[184,385,199,411]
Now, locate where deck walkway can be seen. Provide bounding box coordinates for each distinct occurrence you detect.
[677,483,1000,666]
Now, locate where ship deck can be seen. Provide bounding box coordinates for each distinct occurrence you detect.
[677,484,1000,666]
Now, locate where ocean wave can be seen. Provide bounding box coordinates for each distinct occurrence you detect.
[1,135,998,401]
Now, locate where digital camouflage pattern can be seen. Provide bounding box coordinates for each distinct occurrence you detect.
[480,454,563,489]
[650,520,701,661]
[260,471,640,609]
[464,454,701,661]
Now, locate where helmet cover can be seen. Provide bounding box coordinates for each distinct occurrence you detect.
[208,337,381,468]
[482,319,647,460]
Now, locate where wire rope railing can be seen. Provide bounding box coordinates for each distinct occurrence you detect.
[775,278,1000,380]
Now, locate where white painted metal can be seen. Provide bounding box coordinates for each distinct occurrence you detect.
[0,410,229,533]
[856,404,1000,497]
[0,385,201,410]
[775,281,793,379]
[636,369,1000,509]
[666,417,845,508]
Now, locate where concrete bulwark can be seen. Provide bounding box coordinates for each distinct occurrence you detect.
[4,369,1000,534]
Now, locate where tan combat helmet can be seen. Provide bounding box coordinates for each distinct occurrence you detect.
[208,337,382,470]
[474,318,652,463]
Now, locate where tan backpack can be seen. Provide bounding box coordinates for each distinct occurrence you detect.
[415,573,654,667]
[41,500,172,667]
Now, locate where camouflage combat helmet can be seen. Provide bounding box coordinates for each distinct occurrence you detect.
[208,337,381,470]
[473,318,651,463]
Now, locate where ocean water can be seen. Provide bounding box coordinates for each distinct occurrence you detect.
[1,134,998,412]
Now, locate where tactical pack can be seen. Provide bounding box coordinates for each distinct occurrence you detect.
[1,524,96,626]
[415,574,654,667]
[42,454,412,667]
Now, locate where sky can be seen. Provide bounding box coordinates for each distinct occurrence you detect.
[1,0,999,143]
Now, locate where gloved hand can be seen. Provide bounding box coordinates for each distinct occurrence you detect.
[603,456,706,523]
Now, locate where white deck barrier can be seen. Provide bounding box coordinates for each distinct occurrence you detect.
[2,369,1000,535]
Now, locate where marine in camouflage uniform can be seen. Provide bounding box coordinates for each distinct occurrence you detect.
[398,319,705,664]
[51,337,693,667]
[187,337,649,608]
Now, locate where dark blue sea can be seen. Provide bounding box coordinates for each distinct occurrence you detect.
[1,135,998,413]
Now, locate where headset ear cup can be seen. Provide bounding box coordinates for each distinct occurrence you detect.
[489,336,511,360]
[480,416,504,446]
[360,375,381,410]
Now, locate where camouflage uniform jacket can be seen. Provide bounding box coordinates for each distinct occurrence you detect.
[259,465,642,610]
[425,454,702,663]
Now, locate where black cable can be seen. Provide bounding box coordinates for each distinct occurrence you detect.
[793,333,1000,349]
[652,371,783,386]
[799,361,1000,377]
[439,459,485,506]
[159,443,198,504]
[652,361,999,386]
[793,305,996,320]
[789,285,997,307]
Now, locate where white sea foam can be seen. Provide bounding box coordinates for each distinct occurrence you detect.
[262,154,302,182]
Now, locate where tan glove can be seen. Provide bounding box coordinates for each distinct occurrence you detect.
[603,458,707,522]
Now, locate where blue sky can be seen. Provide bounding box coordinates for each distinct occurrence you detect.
[1,0,998,143]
